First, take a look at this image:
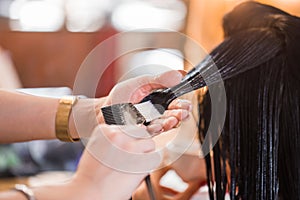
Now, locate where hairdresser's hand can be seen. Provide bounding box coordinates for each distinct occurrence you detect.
[99,70,192,134]
[70,124,161,200]
[133,155,206,200]
[26,124,160,200]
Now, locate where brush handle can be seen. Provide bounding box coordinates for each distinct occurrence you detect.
[141,71,206,113]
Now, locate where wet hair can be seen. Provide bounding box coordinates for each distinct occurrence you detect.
[198,2,300,199]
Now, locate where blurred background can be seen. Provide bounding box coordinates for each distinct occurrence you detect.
[0,0,299,97]
[0,0,300,193]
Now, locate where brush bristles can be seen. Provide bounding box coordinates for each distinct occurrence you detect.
[101,103,146,125]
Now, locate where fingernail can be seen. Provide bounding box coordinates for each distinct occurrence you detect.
[148,124,163,134]
[188,104,193,112]
[182,110,189,119]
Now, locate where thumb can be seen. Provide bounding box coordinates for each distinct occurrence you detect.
[107,70,184,104]
[135,70,183,92]
[151,70,183,88]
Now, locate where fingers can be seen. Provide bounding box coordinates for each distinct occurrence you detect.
[147,117,178,135]
[152,70,183,88]
[168,99,192,112]
[156,117,179,131]
[132,70,184,102]
[148,98,192,136]
[163,109,190,121]
[134,70,184,98]
[151,109,189,129]
[146,99,192,135]
[147,123,163,134]
[106,70,186,105]
[136,70,183,90]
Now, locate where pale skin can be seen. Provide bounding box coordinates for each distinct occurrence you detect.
[0,70,192,200]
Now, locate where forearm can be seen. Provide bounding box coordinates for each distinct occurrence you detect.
[69,97,106,139]
[0,90,59,142]
[0,190,28,200]
[0,89,107,143]
[0,181,86,200]
[32,181,86,200]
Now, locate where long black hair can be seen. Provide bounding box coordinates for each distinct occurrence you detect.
[198,2,300,199]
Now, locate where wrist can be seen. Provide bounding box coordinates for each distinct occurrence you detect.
[55,96,107,142]
[69,98,105,139]
[13,184,35,200]
[0,189,29,200]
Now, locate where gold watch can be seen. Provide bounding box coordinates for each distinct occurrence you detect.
[55,96,80,142]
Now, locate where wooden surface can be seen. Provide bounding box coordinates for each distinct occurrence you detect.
[0,177,28,191]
